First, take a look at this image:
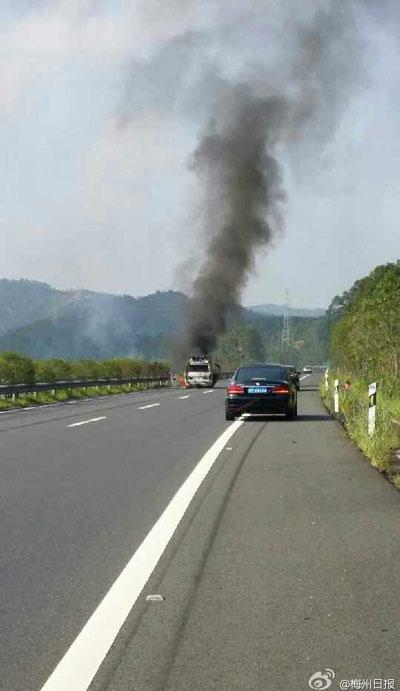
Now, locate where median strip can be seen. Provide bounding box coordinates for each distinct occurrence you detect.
[67,417,107,428]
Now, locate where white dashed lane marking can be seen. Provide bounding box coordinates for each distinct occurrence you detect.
[138,403,160,410]
[67,417,107,428]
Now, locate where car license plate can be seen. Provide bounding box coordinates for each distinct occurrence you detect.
[248,387,268,394]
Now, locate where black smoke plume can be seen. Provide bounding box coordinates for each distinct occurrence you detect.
[182,1,362,356]
[117,1,398,360]
[186,86,286,354]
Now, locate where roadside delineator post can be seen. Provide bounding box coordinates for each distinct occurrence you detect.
[334,379,339,414]
[325,368,329,391]
[368,382,377,437]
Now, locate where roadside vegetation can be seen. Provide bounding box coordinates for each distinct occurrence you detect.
[0,353,170,410]
[321,261,400,484]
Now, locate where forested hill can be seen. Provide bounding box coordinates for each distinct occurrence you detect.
[329,261,400,394]
[0,278,329,364]
[0,279,59,336]
[0,280,187,359]
[248,303,325,318]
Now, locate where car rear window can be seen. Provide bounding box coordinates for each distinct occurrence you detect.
[187,364,210,372]
[235,366,286,383]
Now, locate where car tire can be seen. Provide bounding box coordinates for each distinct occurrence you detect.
[285,406,295,420]
[225,410,235,421]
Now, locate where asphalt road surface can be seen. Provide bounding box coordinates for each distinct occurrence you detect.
[1,375,399,691]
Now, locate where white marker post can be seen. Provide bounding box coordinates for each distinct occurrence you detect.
[325,368,329,391]
[368,382,377,437]
[334,379,339,414]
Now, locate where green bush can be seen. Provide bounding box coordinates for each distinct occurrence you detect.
[70,359,101,380]
[34,358,72,383]
[321,374,399,472]
[0,351,35,384]
[0,352,170,385]
[97,359,122,379]
[329,261,400,397]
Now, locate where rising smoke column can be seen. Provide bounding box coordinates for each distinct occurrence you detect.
[117,0,378,358]
[186,85,286,354]
[183,1,362,355]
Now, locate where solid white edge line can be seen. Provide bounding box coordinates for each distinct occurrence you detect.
[39,419,243,691]
[138,403,160,410]
[67,417,107,428]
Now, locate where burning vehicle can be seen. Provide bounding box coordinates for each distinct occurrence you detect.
[184,355,221,388]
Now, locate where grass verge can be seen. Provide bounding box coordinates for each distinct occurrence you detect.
[320,377,400,488]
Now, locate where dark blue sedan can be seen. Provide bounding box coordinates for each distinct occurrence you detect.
[225,363,298,421]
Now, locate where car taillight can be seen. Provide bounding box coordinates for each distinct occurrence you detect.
[227,383,244,394]
[272,384,289,394]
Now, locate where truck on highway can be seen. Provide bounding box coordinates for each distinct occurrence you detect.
[184,355,221,388]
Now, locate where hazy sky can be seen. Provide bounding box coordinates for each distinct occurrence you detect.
[0,0,399,308]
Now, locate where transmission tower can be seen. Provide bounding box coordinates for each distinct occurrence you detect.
[281,290,291,346]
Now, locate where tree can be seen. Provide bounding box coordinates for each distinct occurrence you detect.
[0,351,35,384]
[329,262,400,395]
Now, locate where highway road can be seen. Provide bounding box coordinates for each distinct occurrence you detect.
[1,375,399,691]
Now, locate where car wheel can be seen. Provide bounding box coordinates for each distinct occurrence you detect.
[225,410,235,421]
[285,406,295,420]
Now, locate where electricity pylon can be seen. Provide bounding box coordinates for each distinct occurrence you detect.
[281,290,291,346]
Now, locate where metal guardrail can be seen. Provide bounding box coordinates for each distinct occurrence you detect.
[0,376,171,399]
[0,372,235,401]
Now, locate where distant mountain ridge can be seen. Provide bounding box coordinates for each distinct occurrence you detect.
[0,279,187,359]
[248,303,326,318]
[0,279,328,362]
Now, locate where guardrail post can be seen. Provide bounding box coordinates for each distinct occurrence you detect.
[368,382,377,437]
[334,379,339,414]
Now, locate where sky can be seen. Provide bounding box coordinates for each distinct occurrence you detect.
[0,0,399,309]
